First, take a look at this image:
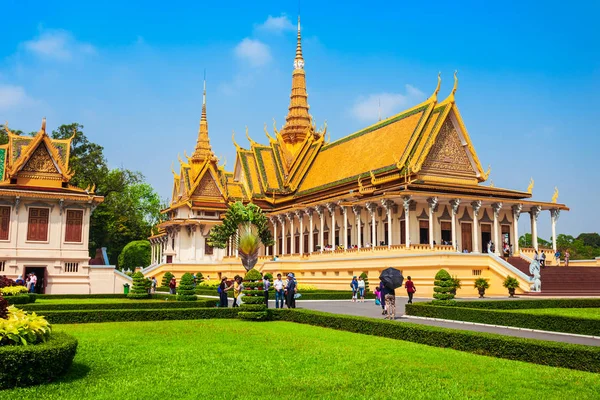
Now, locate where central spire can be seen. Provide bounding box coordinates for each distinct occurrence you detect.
[191,77,215,163]
[280,16,313,147]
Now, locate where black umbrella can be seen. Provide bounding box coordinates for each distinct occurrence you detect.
[379,268,404,289]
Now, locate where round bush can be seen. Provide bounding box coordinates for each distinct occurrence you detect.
[161,272,174,288]
[239,269,266,320]
[0,332,78,389]
[127,272,150,300]
[177,273,197,301]
[433,269,455,301]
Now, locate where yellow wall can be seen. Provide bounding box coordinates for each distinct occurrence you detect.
[144,250,530,298]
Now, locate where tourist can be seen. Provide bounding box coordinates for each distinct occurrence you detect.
[29,273,37,294]
[357,276,366,302]
[263,274,270,308]
[218,277,232,307]
[540,250,546,268]
[25,274,31,292]
[378,279,386,315]
[383,285,396,320]
[533,250,539,264]
[405,276,416,304]
[374,285,381,306]
[151,277,157,294]
[350,276,358,302]
[285,273,296,308]
[232,275,243,307]
[487,240,492,253]
[509,244,514,257]
[274,273,285,308]
[554,250,561,266]
[15,275,24,286]
[169,277,177,295]
[564,250,570,267]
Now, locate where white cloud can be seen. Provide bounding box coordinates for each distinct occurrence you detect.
[255,14,296,34]
[351,85,426,122]
[0,84,33,110]
[234,38,272,67]
[22,29,96,61]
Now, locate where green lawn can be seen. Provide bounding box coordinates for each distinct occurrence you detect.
[5,320,600,399]
[510,307,600,320]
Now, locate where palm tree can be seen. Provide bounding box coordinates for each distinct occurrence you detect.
[207,202,274,271]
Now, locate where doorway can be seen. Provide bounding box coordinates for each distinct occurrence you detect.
[481,224,492,252]
[441,221,452,244]
[24,266,47,294]
[400,220,406,245]
[419,220,429,244]
[461,223,472,252]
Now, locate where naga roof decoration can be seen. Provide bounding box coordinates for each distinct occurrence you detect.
[164,18,553,217]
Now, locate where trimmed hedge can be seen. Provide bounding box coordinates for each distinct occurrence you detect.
[177,273,197,301]
[33,294,127,299]
[5,294,36,305]
[405,303,600,336]
[271,309,600,373]
[436,298,600,310]
[40,307,238,324]
[128,272,150,299]
[21,299,218,312]
[0,332,78,389]
[194,288,376,300]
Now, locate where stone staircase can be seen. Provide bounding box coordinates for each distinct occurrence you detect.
[507,256,600,296]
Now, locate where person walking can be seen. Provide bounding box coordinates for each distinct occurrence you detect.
[540,250,546,268]
[357,276,366,302]
[383,285,396,320]
[274,273,285,309]
[564,250,570,267]
[378,279,386,315]
[533,250,539,264]
[350,276,358,302]
[169,277,177,295]
[29,273,37,294]
[151,277,157,294]
[405,276,416,304]
[374,285,381,307]
[218,277,232,307]
[554,250,561,266]
[262,274,270,308]
[285,273,296,309]
[232,275,243,307]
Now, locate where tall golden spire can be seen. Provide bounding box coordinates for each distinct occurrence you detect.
[280,16,313,147]
[191,76,215,163]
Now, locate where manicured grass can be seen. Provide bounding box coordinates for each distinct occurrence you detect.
[5,320,600,399]
[509,307,600,320]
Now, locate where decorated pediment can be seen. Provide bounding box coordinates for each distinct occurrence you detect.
[192,169,225,199]
[21,144,60,174]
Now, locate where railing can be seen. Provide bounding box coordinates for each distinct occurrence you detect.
[410,244,430,251]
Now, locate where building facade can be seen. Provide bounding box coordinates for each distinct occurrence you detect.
[146,18,568,296]
[0,119,114,294]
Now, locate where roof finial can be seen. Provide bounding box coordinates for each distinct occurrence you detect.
[41,117,46,133]
[201,70,207,122]
[428,72,442,102]
[451,70,458,95]
[294,16,304,70]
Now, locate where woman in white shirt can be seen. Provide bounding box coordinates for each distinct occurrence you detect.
[357,277,366,303]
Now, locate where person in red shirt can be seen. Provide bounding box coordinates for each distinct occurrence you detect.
[405,276,416,304]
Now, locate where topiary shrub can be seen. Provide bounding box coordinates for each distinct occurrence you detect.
[127,272,150,299]
[161,272,174,288]
[433,269,455,301]
[195,272,204,284]
[177,273,197,301]
[359,272,370,292]
[118,240,151,271]
[238,269,268,321]
[0,294,7,319]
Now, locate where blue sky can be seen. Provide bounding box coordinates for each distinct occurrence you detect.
[1,0,599,238]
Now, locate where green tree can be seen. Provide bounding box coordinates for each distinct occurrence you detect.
[0,123,24,145]
[177,273,197,301]
[519,233,551,248]
[118,240,151,271]
[161,272,174,288]
[577,233,600,248]
[208,202,274,271]
[127,272,150,299]
[433,269,455,301]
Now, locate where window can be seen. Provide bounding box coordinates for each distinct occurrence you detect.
[65,262,79,272]
[65,210,83,242]
[0,206,10,240]
[0,261,5,272]
[27,208,49,241]
[472,269,482,276]
[205,241,213,255]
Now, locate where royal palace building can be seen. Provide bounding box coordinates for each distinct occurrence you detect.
[146,18,571,296]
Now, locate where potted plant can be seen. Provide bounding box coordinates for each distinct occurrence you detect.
[503,276,519,298]
[474,277,490,298]
[450,276,461,296]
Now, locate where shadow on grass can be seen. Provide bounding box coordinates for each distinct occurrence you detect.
[52,362,91,384]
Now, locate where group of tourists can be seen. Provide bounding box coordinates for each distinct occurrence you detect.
[354,275,416,320]
[553,249,570,266]
[533,249,570,267]
[349,276,366,302]
[217,272,298,309]
[14,272,37,293]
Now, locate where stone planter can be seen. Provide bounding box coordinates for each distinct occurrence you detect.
[478,288,486,298]
[508,288,516,297]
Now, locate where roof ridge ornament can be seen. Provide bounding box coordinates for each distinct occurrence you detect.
[245,126,258,147]
[264,123,276,142]
[449,70,458,102]
[552,186,559,203]
[427,72,442,102]
[527,177,534,194]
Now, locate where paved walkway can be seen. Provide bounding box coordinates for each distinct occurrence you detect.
[293,298,600,347]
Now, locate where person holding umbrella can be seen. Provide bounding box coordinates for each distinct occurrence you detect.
[379,267,404,320]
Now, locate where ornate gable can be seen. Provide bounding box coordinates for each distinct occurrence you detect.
[193,170,222,198]
[421,117,475,175]
[21,144,60,174]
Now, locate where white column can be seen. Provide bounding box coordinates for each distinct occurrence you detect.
[270,217,277,256]
[191,226,197,260]
[343,206,348,250]
[287,213,295,254]
[403,196,411,248]
[315,205,324,252]
[366,202,376,250]
[551,209,560,252]
[296,210,304,254]
[492,202,502,255]
[530,205,541,251]
[151,242,155,264]
[353,205,362,249]
[381,200,394,248]
[450,199,460,251]
[174,227,181,261]
[512,204,521,254]
[306,208,314,254]
[278,215,286,255]
[326,202,337,248]
[235,228,239,257]
[427,197,438,248]
[471,200,481,253]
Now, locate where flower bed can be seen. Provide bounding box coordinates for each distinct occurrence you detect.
[0,332,78,389]
[1,286,28,296]
[1,306,51,345]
